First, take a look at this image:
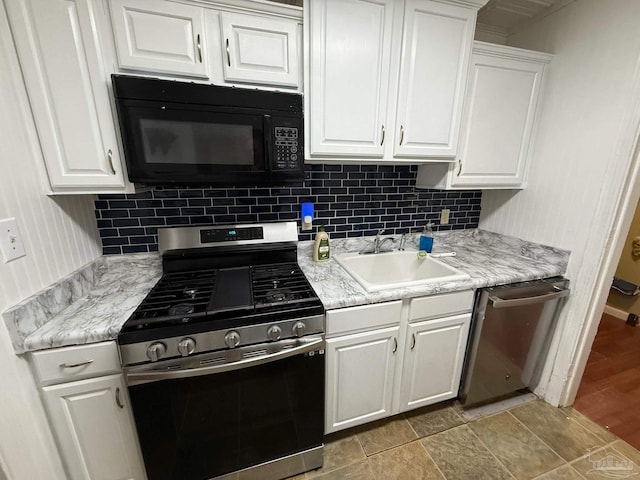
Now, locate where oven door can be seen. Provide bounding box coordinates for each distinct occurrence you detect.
[125,336,325,480]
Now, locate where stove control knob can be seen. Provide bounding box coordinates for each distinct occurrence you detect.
[267,325,282,341]
[292,321,306,338]
[146,342,167,362]
[177,337,196,357]
[225,331,241,349]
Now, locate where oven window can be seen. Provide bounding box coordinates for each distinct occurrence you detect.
[140,119,255,166]
[128,351,324,480]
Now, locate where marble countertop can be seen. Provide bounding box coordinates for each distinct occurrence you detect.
[298,229,570,310]
[3,228,569,354]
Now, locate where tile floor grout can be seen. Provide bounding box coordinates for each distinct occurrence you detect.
[291,397,640,480]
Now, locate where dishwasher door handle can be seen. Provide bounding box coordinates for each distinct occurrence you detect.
[489,287,570,309]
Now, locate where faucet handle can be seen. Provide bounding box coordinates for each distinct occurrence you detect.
[377,228,386,236]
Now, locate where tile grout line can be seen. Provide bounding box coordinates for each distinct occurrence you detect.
[465,424,518,480]
[417,437,450,480]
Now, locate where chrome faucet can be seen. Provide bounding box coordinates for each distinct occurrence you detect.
[398,233,409,251]
[374,229,397,254]
[359,229,397,254]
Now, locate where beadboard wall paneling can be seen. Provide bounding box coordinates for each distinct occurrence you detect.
[479,0,640,404]
[94,165,482,254]
[0,7,100,480]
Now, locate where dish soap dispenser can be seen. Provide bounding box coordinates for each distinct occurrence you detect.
[419,222,434,253]
[313,225,330,262]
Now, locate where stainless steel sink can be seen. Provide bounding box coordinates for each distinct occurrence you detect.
[334,250,470,293]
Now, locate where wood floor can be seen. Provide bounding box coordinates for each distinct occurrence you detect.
[574,313,640,449]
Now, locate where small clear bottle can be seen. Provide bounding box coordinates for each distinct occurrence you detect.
[419,222,434,253]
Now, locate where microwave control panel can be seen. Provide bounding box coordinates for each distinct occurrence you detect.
[274,126,299,170]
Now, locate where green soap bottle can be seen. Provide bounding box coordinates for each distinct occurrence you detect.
[313,225,330,262]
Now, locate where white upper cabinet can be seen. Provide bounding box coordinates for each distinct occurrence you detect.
[305,0,485,162]
[110,0,208,78]
[416,42,552,189]
[307,0,398,157]
[5,0,130,193]
[394,0,476,158]
[220,12,299,88]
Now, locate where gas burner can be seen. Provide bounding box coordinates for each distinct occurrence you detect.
[168,303,195,316]
[183,287,199,299]
[263,289,301,304]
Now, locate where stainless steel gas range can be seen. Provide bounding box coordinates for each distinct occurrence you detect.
[118,222,325,480]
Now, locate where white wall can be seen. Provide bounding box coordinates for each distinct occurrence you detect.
[480,0,640,404]
[0,3,102,478]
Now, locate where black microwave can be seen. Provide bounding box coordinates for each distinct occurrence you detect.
[111,75,304,187]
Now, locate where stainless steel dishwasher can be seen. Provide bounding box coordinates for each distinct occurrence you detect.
[459,277,570,407]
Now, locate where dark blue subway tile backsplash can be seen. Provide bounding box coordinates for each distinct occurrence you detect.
[94,165,482,255]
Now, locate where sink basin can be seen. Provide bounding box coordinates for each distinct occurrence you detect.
[334,250,470,293]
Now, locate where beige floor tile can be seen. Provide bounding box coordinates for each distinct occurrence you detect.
[559,407,618,443]
[469,412,564,479]
[356,416,417,456]
[611,439,640,465]
[533,464,585,480]
[306,433,366,478]
[310,460,375,480]
[368,441,444,480]
[405,403,465,438]
[422,425,513,480]
[570,445,640,479]
[510,400,604,462]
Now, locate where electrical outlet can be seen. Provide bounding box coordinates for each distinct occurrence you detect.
[440,209,450,225]
[0,218,26,263]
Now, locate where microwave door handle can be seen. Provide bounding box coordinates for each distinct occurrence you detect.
[263,115,274,171]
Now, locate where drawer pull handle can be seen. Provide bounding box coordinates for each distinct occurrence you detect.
[226,38,231,67]
[60,360,94,369]
[392,337,397,353]
[380,125,385,146]
[115,387,124,409]
[197,34,203,63]
[107,149,116,175]
[411,333,416,350]
[456,159,462,177]
[400,125,405,145]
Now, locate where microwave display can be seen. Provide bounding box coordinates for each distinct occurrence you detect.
[112,75,304,187]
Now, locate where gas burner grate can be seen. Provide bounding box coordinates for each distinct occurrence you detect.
[127,269,217,326]
[252,263,319,309]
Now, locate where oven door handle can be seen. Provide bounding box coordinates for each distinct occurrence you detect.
[125,337,324,386]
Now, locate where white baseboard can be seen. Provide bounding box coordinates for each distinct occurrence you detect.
[603,304,628,321]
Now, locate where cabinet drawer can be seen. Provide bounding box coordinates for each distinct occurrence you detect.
[409,290,474,321]
[31,341,121,386]
[326,301,402,337]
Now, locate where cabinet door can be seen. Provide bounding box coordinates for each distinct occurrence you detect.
[325,326,399,434]
[110,0,207,78]
[5,0,127,191]
[399,314,471,413]
[451,52,546,187]
[307,0,398,157]
[394,0,475,159]
[220,12,299,88]
[43,374,146,480]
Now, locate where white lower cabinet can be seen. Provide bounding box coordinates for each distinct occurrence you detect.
[30,342,146,480]
[324,291,474,434]
[398,313,471,412]
[325,326,399,434]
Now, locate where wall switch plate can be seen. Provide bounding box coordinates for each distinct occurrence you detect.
[0,218,26,263]
[440,209,450,225]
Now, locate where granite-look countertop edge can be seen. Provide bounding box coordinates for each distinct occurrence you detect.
[3,257,107,354]
[298,229,570,310]
[18,254,161,353]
